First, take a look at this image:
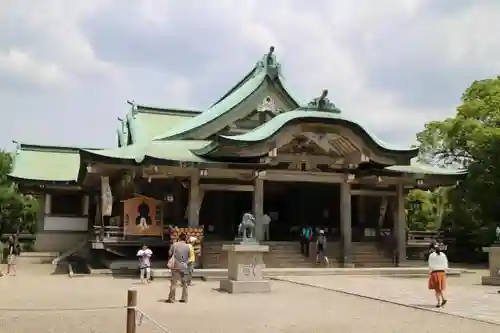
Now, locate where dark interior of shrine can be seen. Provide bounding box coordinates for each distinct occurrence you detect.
[198,182,395,241]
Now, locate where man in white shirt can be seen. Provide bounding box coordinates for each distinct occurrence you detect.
[263,213,271,241]
[137,244,153,283]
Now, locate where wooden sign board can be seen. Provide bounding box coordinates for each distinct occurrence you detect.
[123,196,163,237]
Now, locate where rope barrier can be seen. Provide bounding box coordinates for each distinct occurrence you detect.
[0,305,172,332]
[135,307,172,333]
[0,305,128,312]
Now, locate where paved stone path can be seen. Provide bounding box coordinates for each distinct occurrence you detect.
[278,273,500,325]
[0,265,499,332]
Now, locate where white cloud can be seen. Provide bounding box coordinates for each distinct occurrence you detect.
[1,0,500,150]
[0,49,67,88]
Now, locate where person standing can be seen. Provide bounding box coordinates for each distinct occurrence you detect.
[186,236,197,286]
[300,225,313,257]
[316,230,329,266]
[6,236,18,276]
[428,245,449,308]
[262,213,271,241]
[167,233,191,303]
[137,244,153,283]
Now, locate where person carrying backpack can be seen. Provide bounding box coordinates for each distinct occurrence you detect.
[300,225,313,257]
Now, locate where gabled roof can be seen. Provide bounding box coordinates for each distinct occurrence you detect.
[153,47,301,141]
[9,143,101,183]
[215,110,413,152]
[193,108,418,167]
[120,102,202,145]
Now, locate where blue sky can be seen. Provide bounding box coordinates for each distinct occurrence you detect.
[1,0,499,150]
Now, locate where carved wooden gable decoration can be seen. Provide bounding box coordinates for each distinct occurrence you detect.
[272,124,368,171]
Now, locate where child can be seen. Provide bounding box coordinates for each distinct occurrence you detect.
[137,244,153,283]
[187,237,197,286]
[316,230,329,266]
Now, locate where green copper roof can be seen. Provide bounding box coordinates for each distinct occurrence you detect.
[154,71,268,140]
[154,47,300,141]
[385,159,467,176]
[131,113,196,143]
[9,143,100,183]
[80,140,212,164]
[121,103,201,145]
[217,110,415,153]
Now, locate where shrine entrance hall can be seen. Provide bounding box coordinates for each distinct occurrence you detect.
[199,180,395,242]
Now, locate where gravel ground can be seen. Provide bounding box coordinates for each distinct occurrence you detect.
[0,265,498,333]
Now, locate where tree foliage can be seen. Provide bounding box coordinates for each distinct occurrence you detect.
[405,187,450,232]
[0,150,39,238]
[415,77,500,255]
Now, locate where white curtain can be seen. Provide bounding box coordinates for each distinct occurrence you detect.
[101,176,113,217]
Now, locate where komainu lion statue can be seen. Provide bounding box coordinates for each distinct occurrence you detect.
[237,212,256,241]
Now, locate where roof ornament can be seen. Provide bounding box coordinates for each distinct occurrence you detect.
[256,96,285,118]
[257,96,276,114]
[306,89,341,113]
[266,46,275,66]
[12,140,21,155]
[255,46,282,79]
[122,119,129,141]
[127,100,138,114]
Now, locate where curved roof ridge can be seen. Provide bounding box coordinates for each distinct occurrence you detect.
[153,70,268,140]
[218,110,415,152]
[152,47,301,141]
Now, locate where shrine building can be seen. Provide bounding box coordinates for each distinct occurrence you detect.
[8,47,464,268]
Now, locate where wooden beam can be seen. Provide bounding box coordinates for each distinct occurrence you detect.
[260,170,345,183]
[200,184,254,192]
[395,184,406,266]
[350,189,396,197]
[340,182,352,265]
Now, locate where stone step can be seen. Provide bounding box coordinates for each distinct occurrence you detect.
[16,252,59,264]
[90,267,464,279]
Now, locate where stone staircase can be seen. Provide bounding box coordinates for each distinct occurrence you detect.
[202,241,394,268]
[351,242,394,267]
[202,241,315,268]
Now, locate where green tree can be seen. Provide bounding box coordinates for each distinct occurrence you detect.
[0,150,39,238]
[416,77,500,256]
[405,187,451,231]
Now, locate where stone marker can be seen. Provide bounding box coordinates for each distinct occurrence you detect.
[219,244,271,293]
[481,243,500,286]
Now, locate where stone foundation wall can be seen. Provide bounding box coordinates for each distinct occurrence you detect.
[34,232,88,253]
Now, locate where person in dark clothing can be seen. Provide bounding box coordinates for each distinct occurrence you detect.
[5,236,18,276]
[300,225,313,257]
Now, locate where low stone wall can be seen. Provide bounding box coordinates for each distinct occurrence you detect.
[34,232,88,253]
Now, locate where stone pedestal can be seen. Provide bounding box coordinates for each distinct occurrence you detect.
[481,245,500,286]
[219,244,271,294]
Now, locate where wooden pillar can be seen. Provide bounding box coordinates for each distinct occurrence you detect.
[188,171,200,227]
[253,177,264,241]
[340,182,352,265]
[394,184,406,266]
[126,289,137,333]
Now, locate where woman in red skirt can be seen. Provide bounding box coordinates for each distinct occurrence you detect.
[428,245,449,308]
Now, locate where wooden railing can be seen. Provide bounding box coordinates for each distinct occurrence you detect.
[407,230,447,249]
[93,225,124,241]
